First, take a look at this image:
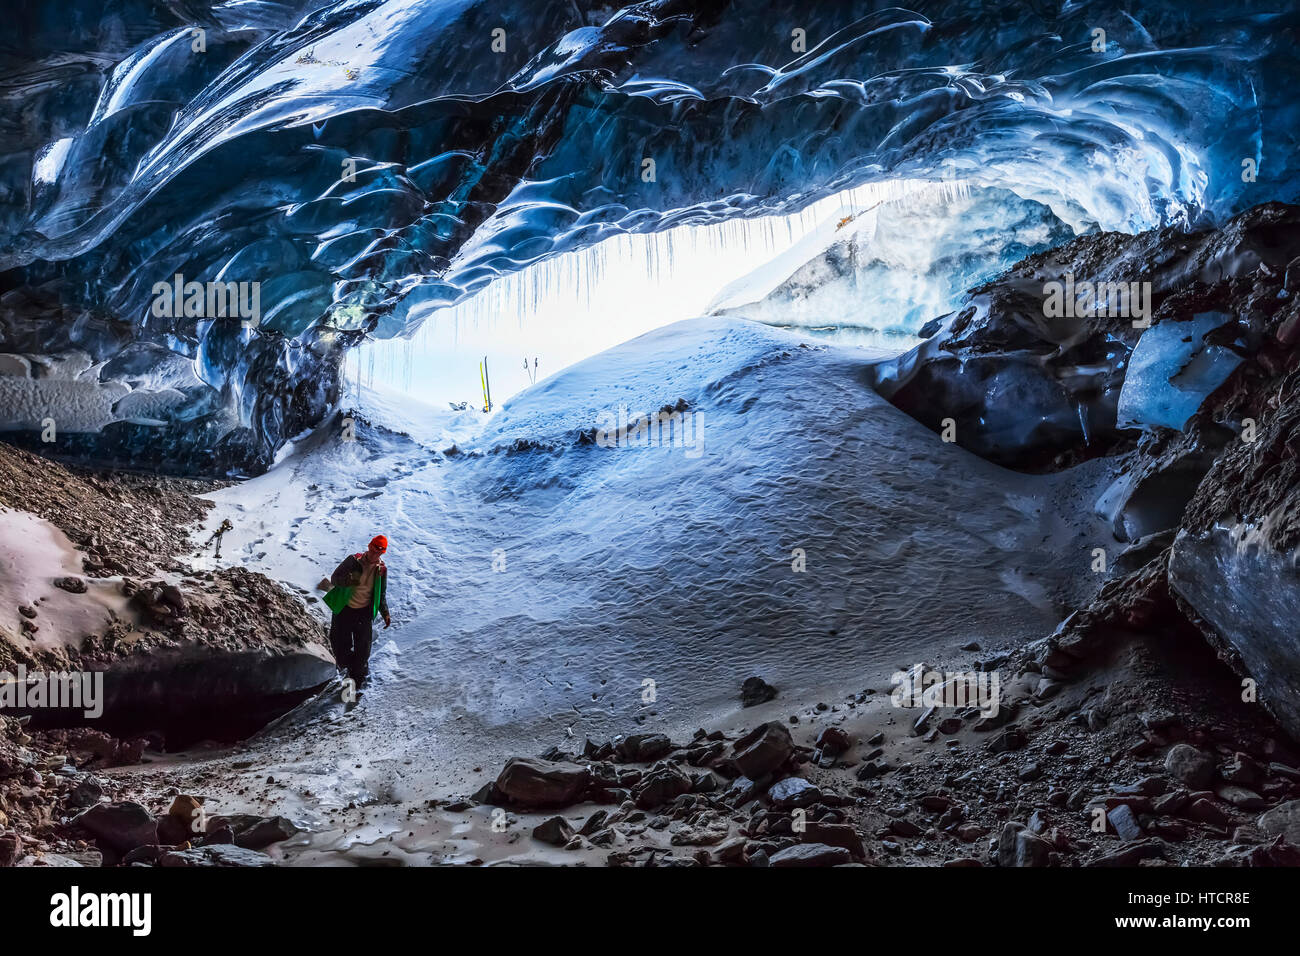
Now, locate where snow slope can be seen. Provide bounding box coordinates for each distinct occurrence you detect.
[192,315,1112,810]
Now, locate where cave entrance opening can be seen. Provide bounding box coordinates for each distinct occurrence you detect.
[348,178,958,410]
[347,176,1072,412]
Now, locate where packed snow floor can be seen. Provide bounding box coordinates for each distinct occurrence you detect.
[169,315,1112,833]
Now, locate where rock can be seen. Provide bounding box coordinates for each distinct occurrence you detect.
[1270,762,1300,782]
[1107,804,1144,841]
[1090,838,1166,866]
[972,708,1014,732]
[0,831,20,867]
[921,794,953,812]
[1114,776,1169,797]
[957,822,989,842]
[741,676,778,707]
[1251,837,1300,866]
[770,843,851,867]
[1221,753,1261,787]
[987,728,1027,754]
[723,776,758,806]
[156,815,191,847]
[938,717,963,735]
[63,776,105,810]
[24,853,85,867]
[615,733,673,763]
[1034,678,1062,700]
[815,727,851,756]
[889,818,923,837]
[1187,798,1232,827]
[159,844,274,867]
[494,757,592,809]
[690,771,718,793]
[532,816,575,846]
[579,810,608,837]
[802,822,865,859]
[199,825,235,846]
[1215,785,1266,811]
[157,794,203,844]
[234,816,299,849]
[855,760,887,780]
[207,813,263,834]
[1164,744,1216,789]
[632,764,692,810]
[1017,761,1044,782]
[1147,820,1188,842]
[1140,711,1181,732]
[670,819,730,848]
[53,576,87,594]
[71,801,158,853]
[1151,790,1190,815]
[470,781,503,804]
[715,837,748,865]
[731,722,794,778]
[998,824,1052,867]
[1258,799,1300,844]
[160,584,187,613]
[767,777,821,809]
[1231,824,1265,845]
[122,845,170,865]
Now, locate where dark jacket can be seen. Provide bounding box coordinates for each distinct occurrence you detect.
[326,553,389,620]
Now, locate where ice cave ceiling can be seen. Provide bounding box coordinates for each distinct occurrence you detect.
[1,0,1298,472]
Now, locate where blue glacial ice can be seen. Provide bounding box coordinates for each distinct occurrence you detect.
[1116,312,1244,431]
[708,184,1077,343]
[1,0,1298,470]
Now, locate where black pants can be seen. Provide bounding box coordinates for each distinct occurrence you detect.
[329,606,373,682]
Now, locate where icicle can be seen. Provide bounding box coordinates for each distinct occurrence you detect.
[363,175,976,396]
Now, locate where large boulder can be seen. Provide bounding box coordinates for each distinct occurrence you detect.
[494,757,592,809]
[632,764,692,810]
[802,822,866,860]
[71,801,158,854]
[731,722,794,779]
[1163,744,1217,790]
[1259,800,1300,845]
[232,816,300,850]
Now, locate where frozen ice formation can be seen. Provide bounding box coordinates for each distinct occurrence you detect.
[1115,313,1244,432]
[0,349,194,434]
[710,185,1077,343]
[1,0,1298,470]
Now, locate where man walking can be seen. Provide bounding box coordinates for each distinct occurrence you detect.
[323,535,392,683]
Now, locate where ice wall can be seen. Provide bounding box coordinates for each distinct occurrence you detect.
[710,185,1077,341]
